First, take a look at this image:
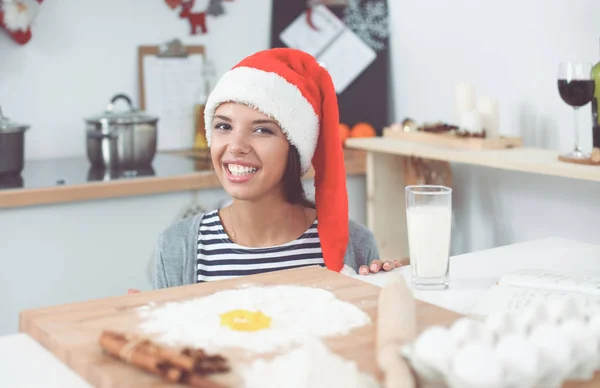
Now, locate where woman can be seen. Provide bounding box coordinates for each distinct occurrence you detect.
[152,48,400,289]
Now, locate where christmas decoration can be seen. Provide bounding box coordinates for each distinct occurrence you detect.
[0,0,43,45]
[206,0,224,16]
[343,0,389,52]
[165,0,182,9]
[179,0,207,35]
[167,0,233,35]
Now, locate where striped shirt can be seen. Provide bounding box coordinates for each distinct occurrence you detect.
[196,210,324,282]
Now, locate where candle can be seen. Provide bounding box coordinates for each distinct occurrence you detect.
[477,96,499,139]
[454,82,475,126]
[461,110,483,135]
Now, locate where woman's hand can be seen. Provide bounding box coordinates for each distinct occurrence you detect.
[358,259,403,275]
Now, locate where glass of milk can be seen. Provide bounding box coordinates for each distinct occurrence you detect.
[405,185,452,290]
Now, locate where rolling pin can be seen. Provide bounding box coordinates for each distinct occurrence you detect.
[376,273,418,388]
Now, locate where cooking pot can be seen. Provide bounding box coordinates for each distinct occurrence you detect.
[0,105,30,177]
[85,94,158,170]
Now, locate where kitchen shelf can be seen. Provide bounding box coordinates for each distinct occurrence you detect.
[344,137,600,261]
[346,138,600,183]
[0,149,367,209]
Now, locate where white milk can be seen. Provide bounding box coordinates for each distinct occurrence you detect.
[407,205,451,278]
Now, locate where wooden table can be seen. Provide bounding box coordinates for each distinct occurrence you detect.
[8,238,600,387]
[345,137,600,261]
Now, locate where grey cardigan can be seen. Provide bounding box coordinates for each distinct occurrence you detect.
[152,213,380,289]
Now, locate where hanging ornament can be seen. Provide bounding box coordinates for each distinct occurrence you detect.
[206,0,224,16]
[0,0,44,45]
[166,0,233,35]
[343,0,389,52]
[179,0,207,35]
[165,0,182,9]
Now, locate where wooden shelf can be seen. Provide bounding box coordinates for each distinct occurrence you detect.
[344,137,599,261]
[346,137,600,183]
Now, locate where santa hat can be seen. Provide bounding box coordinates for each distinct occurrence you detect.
[204,48,348,272]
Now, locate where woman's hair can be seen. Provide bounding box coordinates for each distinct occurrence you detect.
[284,145,315,209]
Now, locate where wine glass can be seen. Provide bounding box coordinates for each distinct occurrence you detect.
[558,62,595,159]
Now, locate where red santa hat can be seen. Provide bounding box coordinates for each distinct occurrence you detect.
[204,48,348,272]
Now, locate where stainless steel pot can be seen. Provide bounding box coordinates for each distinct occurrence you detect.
[0,105,30,177]
[85,94,158,170]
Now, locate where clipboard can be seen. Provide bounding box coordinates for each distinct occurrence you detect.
[137,39,207,151]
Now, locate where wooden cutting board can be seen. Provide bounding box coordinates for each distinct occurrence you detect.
[19,266,458,387]
[18,266,599,387]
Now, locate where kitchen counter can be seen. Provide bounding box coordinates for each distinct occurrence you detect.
[0,149,366,209]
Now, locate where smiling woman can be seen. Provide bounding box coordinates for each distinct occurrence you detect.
[152,48,401,288]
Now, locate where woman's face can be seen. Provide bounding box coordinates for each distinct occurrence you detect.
[210,102,290,202]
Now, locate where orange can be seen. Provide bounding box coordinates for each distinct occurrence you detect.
[339,122,351,146]
[350,122,377,138]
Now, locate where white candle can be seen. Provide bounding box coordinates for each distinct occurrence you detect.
[460,110,483,135]
[454,82,475,126]
[477,96,499,139]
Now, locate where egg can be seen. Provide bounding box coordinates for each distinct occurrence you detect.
[560,318,598,379]
[449,343,503,388]
[412,326,456,377]
[530,323,573,385]
[495,333,539,387]
[589,315,600,368]
[450,318,494,347]
[545,298,580,324]
[514,304,548,335]
[484,311,516,341]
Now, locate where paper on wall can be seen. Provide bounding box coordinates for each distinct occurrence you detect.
[143,55,205,151]
[317,28,376,94]
[279,5,376,94]
[279,5,345,57]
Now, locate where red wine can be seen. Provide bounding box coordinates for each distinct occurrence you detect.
[558,80,595,107]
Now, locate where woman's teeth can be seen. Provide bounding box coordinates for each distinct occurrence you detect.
[227,164,258,176]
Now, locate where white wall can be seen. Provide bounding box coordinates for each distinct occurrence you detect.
[0,0,272,159]
[388,0,600,252]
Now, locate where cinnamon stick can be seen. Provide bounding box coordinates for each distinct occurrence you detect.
[99,331,162,375]
[98,330,229,388]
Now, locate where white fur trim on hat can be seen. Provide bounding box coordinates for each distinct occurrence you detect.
[204,66,319,173]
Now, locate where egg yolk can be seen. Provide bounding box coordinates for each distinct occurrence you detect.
[219,309,272,331]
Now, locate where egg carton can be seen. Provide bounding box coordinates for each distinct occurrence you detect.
[399,300,600,388]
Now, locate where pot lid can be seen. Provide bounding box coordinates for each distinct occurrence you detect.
[0,105,30,133]
[85,94,158,125]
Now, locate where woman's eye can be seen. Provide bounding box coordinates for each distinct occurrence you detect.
[255,127,274,135]
[214,123,231,131]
